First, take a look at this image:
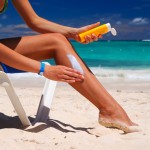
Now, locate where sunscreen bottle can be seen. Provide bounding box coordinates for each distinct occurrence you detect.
[79,23,117,42]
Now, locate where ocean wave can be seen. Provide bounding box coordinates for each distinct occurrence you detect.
[91,67,150,81]
[6,67,150,82]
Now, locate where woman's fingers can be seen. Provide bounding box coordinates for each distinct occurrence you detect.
[75,22,103,44]
[60,79,76,83]
[83,34,101,44]
[86,22,100,30]
[98,34,103,39]
[85,35,92,43]
[65,71,84,79]
[58,74,82,81]
[44,65,84,83]
[65,67,82,75]
[78,22,100,33]
[91,34,99,41]
[57,73,83,83]
[63,67,84,79]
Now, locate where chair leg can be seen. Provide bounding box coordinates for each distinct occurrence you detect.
[0,71,31,127]
[33,78,57,124]
[0,61,57,127]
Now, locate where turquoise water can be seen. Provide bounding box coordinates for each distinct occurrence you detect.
[71,41,150,69]
[47,41,150,81]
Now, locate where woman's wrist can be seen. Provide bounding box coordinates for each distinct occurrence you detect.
[64,27,78,39]
[38,62,46,76]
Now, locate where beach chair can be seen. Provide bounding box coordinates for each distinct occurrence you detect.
[0,62,57,127]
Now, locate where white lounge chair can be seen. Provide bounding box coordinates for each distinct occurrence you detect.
[0,62,57,127]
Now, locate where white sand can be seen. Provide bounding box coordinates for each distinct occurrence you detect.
[0,76,150,150]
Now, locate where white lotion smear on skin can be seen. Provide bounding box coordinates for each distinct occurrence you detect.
[67,54,84,75]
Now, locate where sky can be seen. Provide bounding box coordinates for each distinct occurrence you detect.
[0,0,150,40]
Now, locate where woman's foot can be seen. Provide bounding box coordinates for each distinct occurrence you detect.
[99,110,141,133]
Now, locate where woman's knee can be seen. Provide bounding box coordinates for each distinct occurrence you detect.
[46,33,73,52]
[33,33,72,55]
[46,33,68,46]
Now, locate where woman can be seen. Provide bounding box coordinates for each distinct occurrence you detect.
[0,0,139,133]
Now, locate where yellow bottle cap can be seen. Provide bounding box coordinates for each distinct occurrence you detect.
[106,23,117,36]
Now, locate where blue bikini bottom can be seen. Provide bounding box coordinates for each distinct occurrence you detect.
[0,63,25,73]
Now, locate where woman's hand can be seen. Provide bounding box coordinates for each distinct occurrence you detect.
[69,22,103,44]
[43,65,84,83]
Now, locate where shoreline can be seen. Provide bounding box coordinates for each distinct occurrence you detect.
[8,72,150,92]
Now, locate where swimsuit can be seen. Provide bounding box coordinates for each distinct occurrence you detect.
[0,0,8,14]
[0,0,25,73]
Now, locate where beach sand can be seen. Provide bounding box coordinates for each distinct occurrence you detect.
[0,74,150,150]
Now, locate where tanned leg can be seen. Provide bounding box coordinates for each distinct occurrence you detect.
[0,33,139,133]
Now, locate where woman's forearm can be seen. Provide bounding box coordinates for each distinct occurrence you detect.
[12,0,77,38]
[29,16,77,38]
[0,44,40,73]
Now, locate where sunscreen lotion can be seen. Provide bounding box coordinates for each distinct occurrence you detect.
[79,23,117,42]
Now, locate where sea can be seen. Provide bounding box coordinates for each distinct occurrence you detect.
[46,40,150,82]
[9,40,150,82]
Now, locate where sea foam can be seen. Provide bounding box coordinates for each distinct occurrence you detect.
[91,67,150,81]
[7,67,150,82]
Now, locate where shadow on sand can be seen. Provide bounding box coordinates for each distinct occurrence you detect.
[0,113,100,137]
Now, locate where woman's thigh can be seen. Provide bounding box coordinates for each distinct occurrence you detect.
[0,33,64,61]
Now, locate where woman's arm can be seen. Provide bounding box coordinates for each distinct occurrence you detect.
[0,43,40,73]
[12,0,77,37]
[12,0,100,41]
